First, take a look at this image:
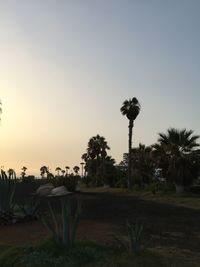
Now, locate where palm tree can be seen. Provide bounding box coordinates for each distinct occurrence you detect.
[55,167,62,177]
[73,166,80,175]
[7,169,16,179]
[131,143,154,186]
[156,128,200,192]
[40,166,48,178]
[83,135,110,184]
[120,97,141,189]
[80,162,84,177]
[65,166,70,176]
[21,166,27,179]
[87,135,110,161]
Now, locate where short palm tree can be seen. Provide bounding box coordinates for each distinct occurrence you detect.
[40,166,48,178]
[121,97,141,189]
[156,128,200,192]
[65,166,70,176]
[7,169,16,179]
[21,166,27,179]
[73,166,80,175]
[55,167,62,177]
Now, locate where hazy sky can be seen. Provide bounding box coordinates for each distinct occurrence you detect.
[0,0,200,176]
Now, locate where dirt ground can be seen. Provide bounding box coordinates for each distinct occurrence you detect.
[0,192,200,253]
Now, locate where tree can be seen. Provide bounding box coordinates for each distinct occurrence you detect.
[40,166,48,178]
[80,162,84,177]
[155,128,200,192]
[21,166,27,179]
[7,168,16,179]
[65,166,70,176]
[73,166,80,175]
[131,143,154,186]
[120,97,141,189]
[55,167,62,177]
[82,135,110,185]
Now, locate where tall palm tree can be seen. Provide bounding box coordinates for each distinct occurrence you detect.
[156,128,200,192]
[120,97,141,189]
[80,162,84,177]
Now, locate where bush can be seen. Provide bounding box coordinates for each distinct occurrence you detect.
[54,175,79,192]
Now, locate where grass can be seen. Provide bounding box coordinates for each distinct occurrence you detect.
[0,240,199,267]
[81,186,200,209]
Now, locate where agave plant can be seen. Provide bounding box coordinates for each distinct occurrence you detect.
[115,220,144,255]
[41,196,81,248]
[0,169,17,224]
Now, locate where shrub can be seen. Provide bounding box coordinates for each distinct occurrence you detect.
[40,196,81,248]
[54,175,79,192]
[115,220,144,255]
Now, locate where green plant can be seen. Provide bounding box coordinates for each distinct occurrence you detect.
[127,221,144,254]
[18,197,40,220]
[81,176,92,187]
[115,220,144,255]
[55,175,79,192]
[41,197,81,248]
[0,170,17,224]
[22,250,72,267]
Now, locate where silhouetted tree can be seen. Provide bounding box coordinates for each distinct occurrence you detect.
[80,162,84,177]
[73,166,80,175]
[55,167,62,177]
[154,128,200,193]
[7,168,16,179]
[121,97,141,189]
[21,166,27,179]
[65,166,70,176]
[40,166,48,178]
[82,135,110,185]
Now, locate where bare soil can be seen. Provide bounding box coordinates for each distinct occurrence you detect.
[0,192,200,253]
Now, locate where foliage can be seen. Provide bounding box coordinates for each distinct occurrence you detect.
[21,175,35,183]
[120,97,141,189]
[18,196,40,220]
[81,175,93,187]
[115,220,144,255]
[40,197,81,248]
[0,169,17,224]
[82,135,111,185]
[55,175,79,192]
[131,143,154,186]
[73,166,80,175]
[153,128,200,191]
[0,240,114,267]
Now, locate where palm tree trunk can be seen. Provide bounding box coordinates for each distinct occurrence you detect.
[128,120,134,189]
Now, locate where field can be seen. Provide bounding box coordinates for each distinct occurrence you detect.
[0,190,200,266]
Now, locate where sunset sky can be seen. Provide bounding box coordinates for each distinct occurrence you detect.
[0,0,200,176]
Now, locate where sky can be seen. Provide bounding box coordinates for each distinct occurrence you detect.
[0,0,200,176]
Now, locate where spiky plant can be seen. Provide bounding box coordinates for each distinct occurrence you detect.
[41,196,81,248]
